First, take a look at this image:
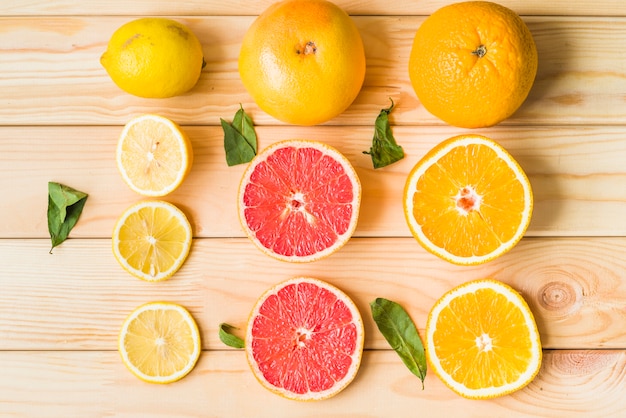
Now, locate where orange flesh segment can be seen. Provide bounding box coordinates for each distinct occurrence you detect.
[412,143,525,257]
[431,287,534,390]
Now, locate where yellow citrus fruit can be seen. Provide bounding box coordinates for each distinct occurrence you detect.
[119,302,201,384]
[238,140,361,262]
[408,1,538,128]
[116,114,193,197]
[426,279,542,399]
[101,18,205,98]
[403,134,533,265]
[112,200,192,282]
[238,0,366,126]
[245,277,364,400]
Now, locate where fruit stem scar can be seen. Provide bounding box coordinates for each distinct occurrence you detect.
[296,41,317,55]
[472,45,487,58]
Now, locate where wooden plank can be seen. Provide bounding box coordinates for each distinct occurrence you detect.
[2,237,626,351]
[2,0,625,17]
[2,125,626,238]
[0,349,624,417]
[1,16,626,126]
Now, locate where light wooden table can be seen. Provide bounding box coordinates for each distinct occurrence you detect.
[2,1,626,416]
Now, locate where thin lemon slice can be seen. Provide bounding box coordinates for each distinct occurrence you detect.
[117,114,193,196]
[112,200,192,282]
[119,302,201,384]
[426,279,542,399]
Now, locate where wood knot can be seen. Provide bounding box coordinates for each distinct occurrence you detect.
[538,280,583,316]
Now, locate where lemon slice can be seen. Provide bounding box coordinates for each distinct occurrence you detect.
[112,200,192,282]
[119,302,201,384]
[117,114,193,197]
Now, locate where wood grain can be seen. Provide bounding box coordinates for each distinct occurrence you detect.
[0,350,624,417]
[3,1,626,415]
[1,16,626,126]
[2,125,626,238]
[2,0,626,16]
[2,237,626,351]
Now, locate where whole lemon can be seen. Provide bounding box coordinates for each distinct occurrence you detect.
[238,0,366,126]
[101,18,205,98]
[408,1,537,128]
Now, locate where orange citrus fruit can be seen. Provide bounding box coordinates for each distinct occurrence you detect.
[403,134,532,265]
[112,200,193,282]
[245,277,364,401]
[238,0,366,126]
[408,1,538,128]
[426,279,542,399]
[116,114,193,197]
[238,139,361,262]
[119,302,201,384]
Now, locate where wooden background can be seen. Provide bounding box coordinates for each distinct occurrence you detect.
[2,0,626,416]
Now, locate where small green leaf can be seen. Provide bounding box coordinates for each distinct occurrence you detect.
[222,104,257,166]
[363,98,405,169]
[370,297,426,388]
[219,323,245,348]
[47,182,88,253]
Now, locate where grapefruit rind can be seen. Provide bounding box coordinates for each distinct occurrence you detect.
[238,139,361,263]
[403,134,533,265]
[245,277,364,401]
[425,279,542,399]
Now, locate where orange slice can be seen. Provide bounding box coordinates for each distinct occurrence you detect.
[246,277,364,400]
[403,134,532,265]
[116,114,193,196]
[238,139,361,262]
[119,302,201,384]
[426,279,542,399]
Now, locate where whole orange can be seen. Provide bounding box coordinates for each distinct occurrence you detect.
[238,0,366,126]
[408,1,537,128]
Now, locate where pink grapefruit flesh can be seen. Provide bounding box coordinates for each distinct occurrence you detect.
[238,140,361,262]
[245,277,364,401]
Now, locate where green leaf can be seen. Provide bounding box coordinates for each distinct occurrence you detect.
[222,104,257,166]
[47,182,88,253]
[370,297,426,388]
[363,98,405,169]
[218,323,245,348]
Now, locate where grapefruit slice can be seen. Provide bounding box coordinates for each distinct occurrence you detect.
[246,277,364,401]
[238,139,361,262]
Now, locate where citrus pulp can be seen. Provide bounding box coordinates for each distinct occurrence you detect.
[403,134,533,265]
[246,277,364,400]
[112,200,193,282]
[426,279,542,399]
[116,114,193,197]
[238,139,361,262]
[119,302,201,384]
